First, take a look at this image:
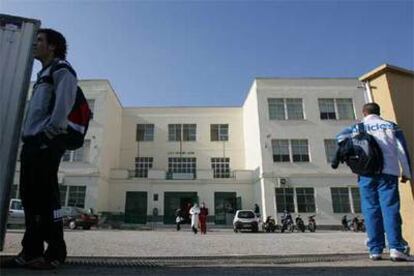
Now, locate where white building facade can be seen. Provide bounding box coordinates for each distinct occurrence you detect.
[13,78,366,225]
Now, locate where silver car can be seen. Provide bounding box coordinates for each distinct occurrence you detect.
[7,198,25,226]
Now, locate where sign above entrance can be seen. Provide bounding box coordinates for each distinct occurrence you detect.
[168,152,195,155]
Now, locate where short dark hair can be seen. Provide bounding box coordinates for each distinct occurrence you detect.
[363,102,381,115]
[38,28,67,59]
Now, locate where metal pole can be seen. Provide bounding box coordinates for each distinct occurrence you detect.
[0,14,40,250]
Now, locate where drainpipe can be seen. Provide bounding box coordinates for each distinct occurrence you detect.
[363,81,373,103]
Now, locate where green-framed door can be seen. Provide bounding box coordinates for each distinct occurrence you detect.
[214,192,237,225]
[125,192,148,224]
[164,192,198,224]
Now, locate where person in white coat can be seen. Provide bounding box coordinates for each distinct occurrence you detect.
[189,203,200,234]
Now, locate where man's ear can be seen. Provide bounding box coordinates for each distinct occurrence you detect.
[48,44,56,55]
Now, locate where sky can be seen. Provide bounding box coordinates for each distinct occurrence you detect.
[1,0,413,107]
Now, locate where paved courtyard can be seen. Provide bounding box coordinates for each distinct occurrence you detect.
[2,228,369,257]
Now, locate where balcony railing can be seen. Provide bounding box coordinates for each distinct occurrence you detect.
[111,169,252,181]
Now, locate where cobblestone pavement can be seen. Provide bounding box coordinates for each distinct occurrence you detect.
[2,228,370,257]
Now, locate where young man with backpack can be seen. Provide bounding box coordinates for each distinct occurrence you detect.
[12,28,90,269]
[333,103,412,261]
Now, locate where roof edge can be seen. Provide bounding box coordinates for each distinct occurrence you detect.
[359,64,414,81]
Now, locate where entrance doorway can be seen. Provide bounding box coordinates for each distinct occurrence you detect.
[164,192,198,224]
[124,192,148,224]
[214,192,238,225]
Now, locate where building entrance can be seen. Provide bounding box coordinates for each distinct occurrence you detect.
[214,192,239,225]
[124,192,148,224]
[164,192,198,224]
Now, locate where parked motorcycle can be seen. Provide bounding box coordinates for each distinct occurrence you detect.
[295,215,305,232]
[281,215,294,233]
[263,216,276,233]
[307,215,316,232]
[350,216,365,232]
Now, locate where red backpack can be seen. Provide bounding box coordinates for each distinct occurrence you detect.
[43,61,92,150]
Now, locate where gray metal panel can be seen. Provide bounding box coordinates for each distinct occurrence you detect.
[0,14,40,250]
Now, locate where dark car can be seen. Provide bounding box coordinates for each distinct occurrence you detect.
[62,207,98,230]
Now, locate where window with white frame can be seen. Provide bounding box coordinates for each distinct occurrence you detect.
[135,157,153,178]
[67,186,86,208]
[211,158,230,178]
[324,139,337,163]
[168,124,181,141]
[268,98,304,120]
[319,98,355,120]
[291,139,309,162]
[275,188,295,213]
[276,187,316,213]
[331,187,350,213]
[210,124,229,141]
[62,140,91,162]
[59,185,68,207]
[296,188,315,212]
[183,124,196,141]
[168,157,196,176]
[272,139,290,162]
[136,124,154,141]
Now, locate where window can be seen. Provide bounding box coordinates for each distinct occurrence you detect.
[168,157,196,176]
[59,185,68,206]
[268,98,285,120]
[62,140,91,162]
[286,99,304,120]
[272,139,290,162]
[296,188,315,212]
[168,124,181,141]
[351,187,361,213]
[324,139,337,163]
[275,188,295,213]
[319,98,355,120]
[211,158,230,178]
[291,139,309,162]
[336,99,355,120]
[135,157,153,178]
[10,184,19,199]
[183,124,196,141]
[136,124,154,141]
[211,124,229,141]
[268,98,304,120]
[68,186,86,208]
[331,187,351,213]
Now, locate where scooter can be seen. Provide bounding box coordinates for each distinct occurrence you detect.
[295,216,305,232]
[281,216,294,233]
[308,215,316,232]
[263,216,276,233]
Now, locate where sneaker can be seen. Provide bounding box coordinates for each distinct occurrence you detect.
[390,249,414,262]
[369,253,382,261]
[26,257,57,270]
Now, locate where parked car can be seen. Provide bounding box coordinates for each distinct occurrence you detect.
[62,207,98,230]
[7,198,25,226]
[233,210,259,233]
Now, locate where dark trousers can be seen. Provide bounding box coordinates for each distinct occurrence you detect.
[20,141,66,262]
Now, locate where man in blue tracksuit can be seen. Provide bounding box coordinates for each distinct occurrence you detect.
[336,103,412,261]
[12,29,77,269]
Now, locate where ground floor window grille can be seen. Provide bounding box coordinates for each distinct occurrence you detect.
[211,158,230,178]
[10,184,19,199]
[275,188,295,213]
[135,157,153,178]
[59,185,68,207]
[296,188,315,212]
[331,187,361,213]
[168,157,196,176]
[66,186,86,208]
[331,187,350,213]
